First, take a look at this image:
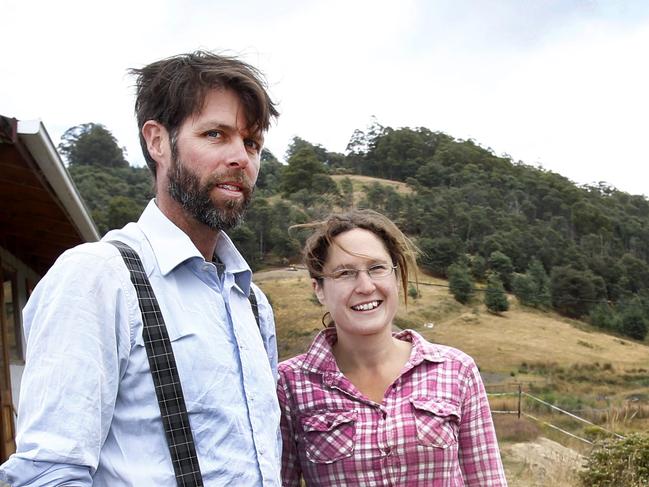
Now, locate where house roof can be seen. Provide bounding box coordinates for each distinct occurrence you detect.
[0,116,99,276]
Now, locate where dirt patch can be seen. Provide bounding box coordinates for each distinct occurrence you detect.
[501,437,584,487]
[254,267,309,282]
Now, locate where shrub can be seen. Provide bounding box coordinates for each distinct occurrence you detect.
[485,272,509,313]
[620,305,649,341]
[408,284,420,300]
[589,302,620,331]
[448,262,475,304]
[580,433,649,486]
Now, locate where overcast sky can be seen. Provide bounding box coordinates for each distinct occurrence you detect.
[3,0,648,196]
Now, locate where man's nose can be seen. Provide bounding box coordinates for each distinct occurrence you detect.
[227,138,251,168]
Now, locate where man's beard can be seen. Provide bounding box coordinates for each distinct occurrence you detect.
[167,156,254,231]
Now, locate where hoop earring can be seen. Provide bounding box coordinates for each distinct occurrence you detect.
[321,311,332,328]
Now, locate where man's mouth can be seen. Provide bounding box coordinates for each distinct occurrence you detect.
[351,300,381,311]
[216,183,242,192]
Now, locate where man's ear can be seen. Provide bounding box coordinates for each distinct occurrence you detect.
[312,279,326,305]
[141,120,169,167]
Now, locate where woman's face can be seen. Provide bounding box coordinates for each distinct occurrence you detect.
[313,228,399,339]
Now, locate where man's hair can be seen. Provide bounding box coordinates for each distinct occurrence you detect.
[129,50,279,177]
[293,209,419,305]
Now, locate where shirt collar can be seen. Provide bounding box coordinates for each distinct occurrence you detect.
[301,328,446,376]
[137,200,252,293]
[300,328,340,375]
[394,329,446,365]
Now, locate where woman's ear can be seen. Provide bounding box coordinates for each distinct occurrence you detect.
[312,279,325,305]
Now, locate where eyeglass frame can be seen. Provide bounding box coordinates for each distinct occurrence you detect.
[318,263,398,282]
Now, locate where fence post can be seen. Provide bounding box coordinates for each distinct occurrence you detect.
[517,383,522,419]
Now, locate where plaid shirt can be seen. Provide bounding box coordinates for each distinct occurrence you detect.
[277,328,507,486]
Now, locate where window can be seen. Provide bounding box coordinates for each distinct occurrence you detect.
[2,270,22,362]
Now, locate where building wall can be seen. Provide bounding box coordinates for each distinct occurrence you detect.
[0,246,41,412]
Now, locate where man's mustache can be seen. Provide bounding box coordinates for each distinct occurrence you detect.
[205,170,254,194]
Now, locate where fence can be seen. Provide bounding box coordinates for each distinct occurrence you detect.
[487,384,625,445]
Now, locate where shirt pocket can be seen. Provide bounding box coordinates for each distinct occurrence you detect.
[134,315,195,347]
[300,410,357,464]
[410,397,461,449]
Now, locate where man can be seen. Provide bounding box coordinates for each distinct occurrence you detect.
[0,51,281,486]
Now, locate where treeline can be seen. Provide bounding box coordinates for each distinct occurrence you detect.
[62,121,649,340]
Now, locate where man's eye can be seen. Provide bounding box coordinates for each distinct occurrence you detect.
[244,139,261,151]
[205,130,222,138]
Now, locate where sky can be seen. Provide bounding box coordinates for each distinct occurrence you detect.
[3,0,649,196]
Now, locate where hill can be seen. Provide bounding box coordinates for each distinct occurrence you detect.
[63,122,649,341]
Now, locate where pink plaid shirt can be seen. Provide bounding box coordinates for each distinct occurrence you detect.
[277,328,507,486]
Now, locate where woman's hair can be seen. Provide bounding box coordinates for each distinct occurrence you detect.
[294,209,419,304]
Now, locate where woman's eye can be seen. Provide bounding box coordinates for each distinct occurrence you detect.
[334,269,357,279]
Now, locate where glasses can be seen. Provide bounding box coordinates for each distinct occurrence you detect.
[320,263,397,282]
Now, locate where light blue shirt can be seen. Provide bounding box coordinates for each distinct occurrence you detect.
[0,200,281,486]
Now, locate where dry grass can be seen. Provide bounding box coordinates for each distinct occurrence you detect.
[256,267,649,372]
[494,415,542,443]
[331,174,413,195]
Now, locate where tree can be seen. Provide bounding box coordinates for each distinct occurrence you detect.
[470,255,487,281]
[59,123,128,168]
[107,196,141,231]
[488,251,514,291]
[513,258,551,308]
[281,145,335,196]
[448,262,475,304]
[589,303,619,332]
[255,149,284,194]
[418,237,464,277]
[550,266,598,319]
[619,303,649,340]
[485,273,509,313]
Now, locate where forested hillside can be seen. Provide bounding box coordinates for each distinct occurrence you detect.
[62,121,649,340]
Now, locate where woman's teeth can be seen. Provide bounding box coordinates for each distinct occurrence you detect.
[352,301,380,311]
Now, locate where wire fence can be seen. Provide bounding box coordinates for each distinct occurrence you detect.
[486,384,625,445]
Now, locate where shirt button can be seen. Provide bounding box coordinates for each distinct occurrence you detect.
[381,411,387,419]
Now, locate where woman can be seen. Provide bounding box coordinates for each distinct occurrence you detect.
[277,209,507,486]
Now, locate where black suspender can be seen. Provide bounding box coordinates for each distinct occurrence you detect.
[109,241,262,486]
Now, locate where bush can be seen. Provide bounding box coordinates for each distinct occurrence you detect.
[408,284,420,300]
[448,262,475,304]
[620,305,649,341]
[580,433,649,486]
[485,273,509,313]
[589,302,620,332]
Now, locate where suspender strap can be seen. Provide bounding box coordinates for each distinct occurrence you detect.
[109,241,203,487]
[248,286,260,329]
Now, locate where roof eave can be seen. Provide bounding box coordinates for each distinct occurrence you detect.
[16,120,100,242]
